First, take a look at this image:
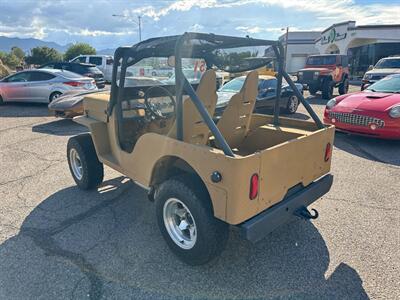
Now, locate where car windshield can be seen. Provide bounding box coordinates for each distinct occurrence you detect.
[307,56,336,65]
[366,75,400,93]
[218,77,245,92]
[374,58,400,69]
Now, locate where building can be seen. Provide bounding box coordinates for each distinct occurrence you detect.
[279,31,320,73]
[315,21,400,77]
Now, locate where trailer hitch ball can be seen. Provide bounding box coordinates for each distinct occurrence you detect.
[294,206,319,220]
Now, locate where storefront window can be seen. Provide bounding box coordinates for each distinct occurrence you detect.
[348,43,400,77]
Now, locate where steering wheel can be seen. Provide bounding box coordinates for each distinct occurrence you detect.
[144,86,176,119]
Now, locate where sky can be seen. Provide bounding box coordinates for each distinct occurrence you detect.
[0,0,400,50]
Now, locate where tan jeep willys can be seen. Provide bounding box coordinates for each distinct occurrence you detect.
[67,33,335,265]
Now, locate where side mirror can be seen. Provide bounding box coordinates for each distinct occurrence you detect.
[367,65,374,71]
[167,56,175,67]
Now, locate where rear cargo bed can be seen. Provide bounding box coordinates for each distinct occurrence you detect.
[222,115,335,224]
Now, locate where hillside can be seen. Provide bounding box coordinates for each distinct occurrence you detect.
[0,36,72,53]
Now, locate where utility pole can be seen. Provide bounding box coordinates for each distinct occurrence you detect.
[138,16,142,42]
[112,14,142,42]
[283,27,289,71]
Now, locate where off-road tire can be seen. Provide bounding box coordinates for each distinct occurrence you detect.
[49,91,62,103]
[308,85,318,95]
[322,80,334,100]
[155,175,229,265]
[285,94,299,114]
[338,78,349,95]
[67,133,104,190]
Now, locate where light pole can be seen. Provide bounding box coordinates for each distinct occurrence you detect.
[112,14,142,41]
[281,27,289,71]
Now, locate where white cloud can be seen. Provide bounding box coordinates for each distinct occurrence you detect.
[132,1,219,21]
[0,18,46,39]
[134,0,400,26]
[1,0,399,49]
[189,23,204,32]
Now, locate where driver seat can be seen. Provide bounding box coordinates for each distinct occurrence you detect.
[167,70,217,145]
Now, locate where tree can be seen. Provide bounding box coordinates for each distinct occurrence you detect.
[11,47,25,60]
[0,49,24,69]
[64,43,96,61]
[25,46,63,65]
[3,53,20,68]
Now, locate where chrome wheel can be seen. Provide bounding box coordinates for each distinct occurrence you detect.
[163,198,197,250]
[288,95,299,113]
[69,148,83,180]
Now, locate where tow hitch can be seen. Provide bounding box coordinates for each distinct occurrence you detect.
[294,206,319,220]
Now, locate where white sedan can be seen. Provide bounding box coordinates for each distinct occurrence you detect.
[0,69,97,104]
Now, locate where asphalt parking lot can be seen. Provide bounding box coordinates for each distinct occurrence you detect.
[0,86,399,299]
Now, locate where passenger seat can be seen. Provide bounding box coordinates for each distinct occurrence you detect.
[216,71,258,149]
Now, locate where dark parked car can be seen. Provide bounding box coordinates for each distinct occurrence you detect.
[39,62,105,88]
[216,75,303,115]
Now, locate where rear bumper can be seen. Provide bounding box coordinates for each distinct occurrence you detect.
[238,174,333,243]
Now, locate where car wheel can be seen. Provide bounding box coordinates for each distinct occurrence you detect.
[49,91,62,103]
[321,80,334,100]
[338,78,349,95]
[285,94,299,114]
[151,71,157,76]
[67,133,104,190]
[0,94,4,105]
[155,175,229,265]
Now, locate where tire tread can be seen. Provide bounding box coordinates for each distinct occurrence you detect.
[155,175,229,265]
[67,133,104,190]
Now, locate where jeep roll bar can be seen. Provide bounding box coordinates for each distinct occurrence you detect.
[109,32,324,157]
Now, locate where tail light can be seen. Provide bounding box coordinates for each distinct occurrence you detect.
[64,81,85,87]
[324,143,332,162]
[249,174,259,200]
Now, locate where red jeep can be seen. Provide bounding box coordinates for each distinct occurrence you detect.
[297,54,350,99]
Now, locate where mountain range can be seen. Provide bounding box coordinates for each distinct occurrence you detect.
[0,36,115,55]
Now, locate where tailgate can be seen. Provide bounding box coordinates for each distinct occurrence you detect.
[258,126,335,209]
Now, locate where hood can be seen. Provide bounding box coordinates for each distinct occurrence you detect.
[48,90,104,109]
[49,94,84,110]
[365,68,400,76]
[334,92,400,113]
